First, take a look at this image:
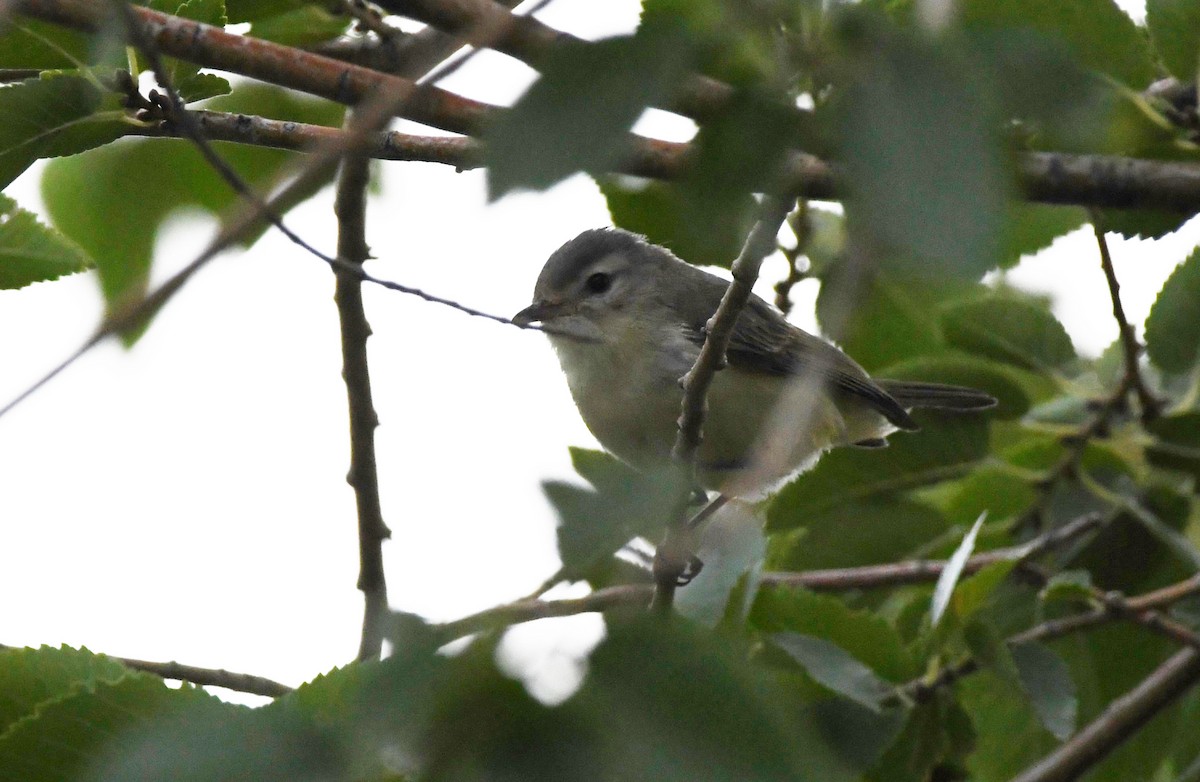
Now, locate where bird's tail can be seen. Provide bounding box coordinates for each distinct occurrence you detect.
[877,380,998,411]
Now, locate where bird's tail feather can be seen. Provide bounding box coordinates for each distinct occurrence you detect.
[877,380,997,411]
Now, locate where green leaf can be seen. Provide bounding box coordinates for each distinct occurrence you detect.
[1012,642,1078,740]
[750,587,916,682]
[485,25,692,199]
[579,615,865,781]
[146,0,232,102]
[833,21,1007,281]
[0,646,129,735]
[958,0,1157,88]
[41,84,343,330]
[1001,203,1088,268]
[1145,248,1200,373]
[771,633,894,712]
[1147,413,1200,485]
[247,6,351,47]
[0,18,94,69]
[951,557,1017,622]
[877,353,1037,420]
[542,449,681,583]
[1147,0,1200,81]
[599,179,755,270]
[1040,570,1096,605]
[767,414,990,533]
[941,296,1076,372]
[0,74,129,190]
[767,497,950,571]
[0,675,235,782]
[931,513,985,625]
[958,669,1059,779]
[0,194,93,289]
[815,267,950,371]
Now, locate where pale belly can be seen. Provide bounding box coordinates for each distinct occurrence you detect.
[550,332,892,496]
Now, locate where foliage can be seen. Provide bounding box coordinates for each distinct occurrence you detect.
[4,0,1200,779]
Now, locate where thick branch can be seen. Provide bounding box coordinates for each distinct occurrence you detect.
[371,0,736,122]
[1011,648,1200,782]
[14,0,493,135]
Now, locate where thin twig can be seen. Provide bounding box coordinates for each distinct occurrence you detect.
[0,643,293,698]
[773,201,811,315]
[337,0,401,40]
[438,513,1102,641]
[1010,648,1200,782]
[651,196,792,611]
[334,127,391,662]
[1091,214,1162,422]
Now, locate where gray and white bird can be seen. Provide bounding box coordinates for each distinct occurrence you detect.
[514,228,995,497]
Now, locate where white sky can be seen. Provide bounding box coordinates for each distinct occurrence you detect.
[0,0,1189,704]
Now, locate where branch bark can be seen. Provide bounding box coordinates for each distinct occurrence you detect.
[1010,648,1200,782]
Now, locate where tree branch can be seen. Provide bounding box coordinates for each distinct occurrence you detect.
[1091,214,1162,422]
[1011,647,1200,782]
[439,513,1102,640]
[650,196,792,611]
[370,0,737,122]
[14,0,494,135]
[334,127,391,662]
[0,643,293,698]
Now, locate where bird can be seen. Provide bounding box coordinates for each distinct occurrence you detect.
[513,228,996,497]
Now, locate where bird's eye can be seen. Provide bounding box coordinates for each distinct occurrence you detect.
[585,272,611,294]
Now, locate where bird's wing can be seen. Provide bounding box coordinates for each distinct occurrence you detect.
[680,290,918,430]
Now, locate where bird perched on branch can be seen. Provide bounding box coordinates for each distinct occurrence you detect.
[514,228,996,497]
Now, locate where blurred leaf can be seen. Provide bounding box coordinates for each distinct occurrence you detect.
[1148,413,1200,485]
[867,691,974,782]
[833,20,1007,281]
[771,633,893,711]
[0,194,93,289]
[248,6,351,47]
[1040,569,1095,605]
[1,676,236,782]
[486,25,693,199]
[931,513,985,625]
[0,73,130,190]
[878,353,1037,419]
[579,615,860,781]
[0,18,94,69]
[1147,0,1200,81]
[958,669,1059,779]
[1145,248,1200,373]
[816,267,951,371]
[677,501,766,627]
[146,0,231,102]
[941,468,1038,526]
[543,448,680,583]
[941,296,1077,372]
[599,178,755,269]
[0,646,129,734]
[797,206,847,278]
[1012,641,1078,740]
[750,587,916,682]
[958,0,1157,88]
[41,84,343,331]
[767,414,990,533]
[767,497,949,571]
[951,558,1016,622]
[1002,203,1087,268]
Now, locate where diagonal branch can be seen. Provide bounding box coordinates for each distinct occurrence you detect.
[1010,647,1200,782]
[1091,214,1163,422]
[650,196,792,611]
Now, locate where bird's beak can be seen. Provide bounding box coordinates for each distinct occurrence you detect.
[512,300,562,327]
